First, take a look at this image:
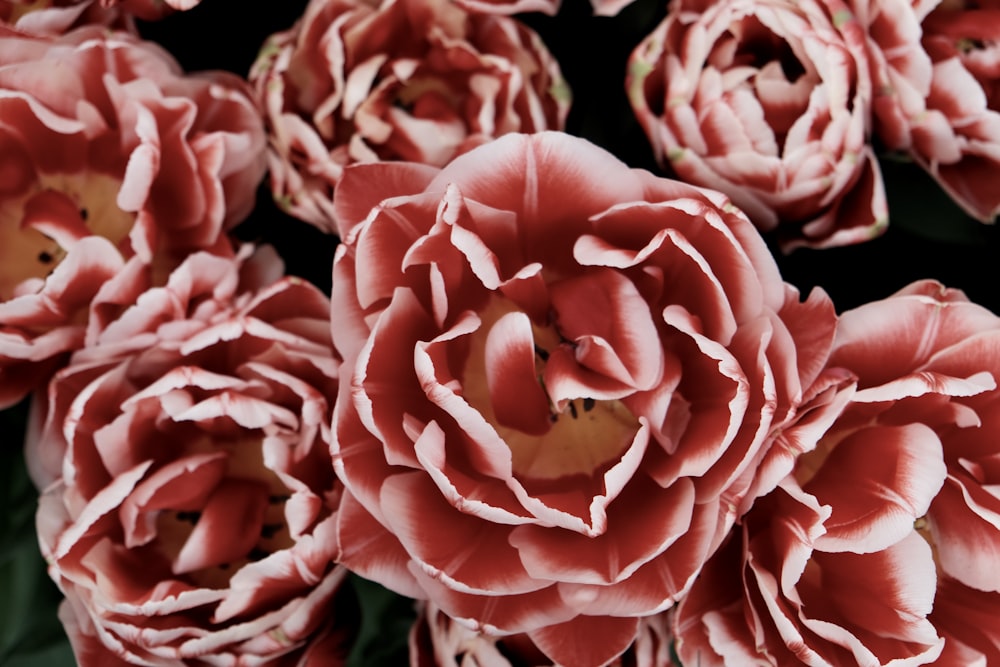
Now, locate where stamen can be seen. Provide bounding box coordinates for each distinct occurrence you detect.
[583,397,595,412]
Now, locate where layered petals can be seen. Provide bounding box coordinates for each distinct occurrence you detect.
[330,131,842,665]
[29,246,354,666]
[249,0,569,234]
[0,0,135,34]
[864,0,1000,221]
[675,483,944,667]
[675,279,1000,664]
[449,0,639,17]
[0,0,202,27]
[408,602,673,667]
[0,24,266,407]
[627,0,888,250]
[0,236,124,409]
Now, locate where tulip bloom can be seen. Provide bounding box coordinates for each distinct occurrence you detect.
[330,131,844,666]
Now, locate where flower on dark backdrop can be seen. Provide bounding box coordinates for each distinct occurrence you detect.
[4,0,1000,666]
[863,0,1000,222]
[675,280,1000,666]
[329,130,846,666]
[30,246,354,666]
[0,24,265,409]
[627,0,888,251]
[249,0,570,234]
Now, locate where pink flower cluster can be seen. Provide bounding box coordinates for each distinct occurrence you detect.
[627,0,1000,249]
[4,1,1000,666]
[0,24,265,408]
[675,280,1000,666]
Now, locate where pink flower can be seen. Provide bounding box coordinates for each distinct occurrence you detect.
[863,0,1000,221]
[0,237,123,409]
[450,0,637,17]
[674,482,946,666]
[29,247,353,666]
[104,0,204,20]
[249,0,570,234]
[451,0,561,16]
[675,280,1000,665]
[829,279,1000,662]
[330,131,841,666]
[0,0,202,26]
[0,25,266,407]
[0,0,134,34]
[627,0,888,251]
[409,602,674,667]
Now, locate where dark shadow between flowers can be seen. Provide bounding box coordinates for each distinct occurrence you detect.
[774,156,1000,316]
[233,183,340,295]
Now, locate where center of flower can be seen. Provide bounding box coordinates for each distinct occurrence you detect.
[147,432,295,590]
[0,168,134,301]
[461,297,640,481]
[501,392,638,481]
[731,16,806,82]
[717,15,819,152]
[377,73,467,164]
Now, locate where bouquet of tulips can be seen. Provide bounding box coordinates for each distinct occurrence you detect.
[3,0,1000,665]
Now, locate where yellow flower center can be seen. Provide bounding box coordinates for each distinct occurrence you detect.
[152,433,296,590]
[463,297,640,481]
[0,171,134,301]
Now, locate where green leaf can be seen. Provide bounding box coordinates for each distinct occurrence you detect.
[344,575,416,667]
[3,640,74,667]
[0,404,72,666]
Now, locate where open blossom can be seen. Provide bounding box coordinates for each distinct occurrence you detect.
[29,247,354,666]
[0,238,124,409]
[675,280,1000,665]
[330,131,843,666]
[408,602,674,667]
[0,0,201,28]
[450,0,561,16]
[104,0,204,20]
[0,25,266,408]
[449,0,638,17]
[674,481,946,666]
[0,0,134,34]
[249,0,569,234]
[627,0,888,251]
[862,0,1000,221]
